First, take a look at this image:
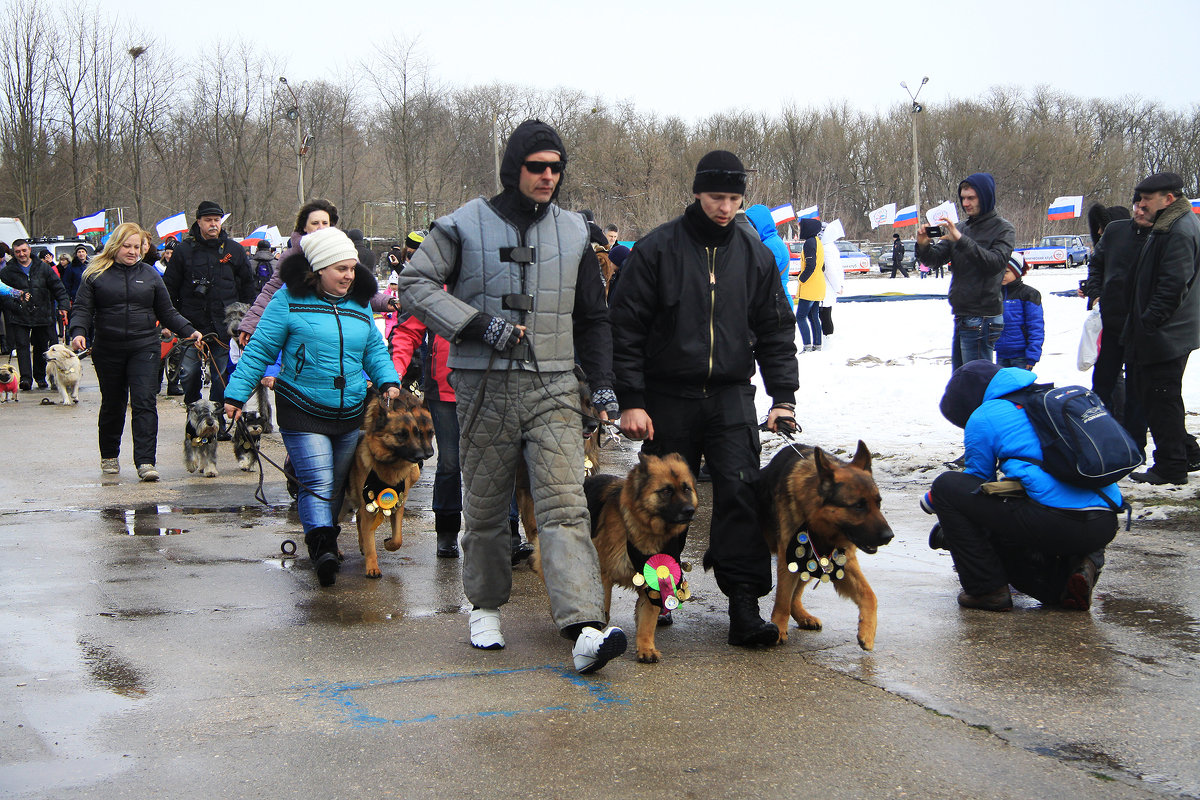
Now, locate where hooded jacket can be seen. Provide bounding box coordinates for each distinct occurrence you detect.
[67,260,196,349]
[224,252,399,434]
[794,217,825,302]
[745,204,792,304]
[995,279,1044,365]
[162,222,256,335]
[917,173,1015,317]
[608,201,798,409]
[1124,195,1200,363]
[943,363,1122,510]
[62,256,88,301]
[397,119,614,393]
[0,258,69,327]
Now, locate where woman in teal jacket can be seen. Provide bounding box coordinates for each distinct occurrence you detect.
[927,361,1119,612]
[225,228,400,587]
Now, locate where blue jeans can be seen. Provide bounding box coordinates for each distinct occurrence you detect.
[427,398,462,515]
[280,428,361,532]
[996,356,1027,368]
[179,342,230,405]
[951,315,1003,371]
[795,299,822,346]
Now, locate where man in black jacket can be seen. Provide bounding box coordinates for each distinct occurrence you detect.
[0,239,70,390]
[1123,172,1200,485]
[162,201,256,412]
[916,173,1015,370]
[889,233,908,278]
[609,150,799,648]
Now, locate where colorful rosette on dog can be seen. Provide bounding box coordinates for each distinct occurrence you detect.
[631,553,689,609]
[366,487,400,516]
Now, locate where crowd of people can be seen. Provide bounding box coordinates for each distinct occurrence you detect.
[2,119,1197,675]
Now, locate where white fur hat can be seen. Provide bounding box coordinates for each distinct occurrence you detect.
[301,227,358,272]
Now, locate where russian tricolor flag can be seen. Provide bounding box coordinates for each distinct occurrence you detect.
[1047,195,1083,221]
[155,212,188,241]
[797,205,820,220]
[1191,198,1200,214]
[893,205,918,227]
[72,209,106,235]
[770,204,797,225]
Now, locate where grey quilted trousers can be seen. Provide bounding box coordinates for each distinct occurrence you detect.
[452,368,605,631]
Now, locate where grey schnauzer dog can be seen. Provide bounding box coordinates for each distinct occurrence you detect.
[184,400,220,477]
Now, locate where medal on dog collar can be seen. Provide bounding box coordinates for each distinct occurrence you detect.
[632,553,689,609]
[363,470,405,516]
[786,530,846,583]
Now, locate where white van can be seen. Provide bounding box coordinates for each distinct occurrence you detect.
[0,217,31,246]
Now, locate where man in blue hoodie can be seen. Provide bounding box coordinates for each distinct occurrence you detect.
[916,173,1016,370]
[927,361,1120,612]
[745,204,793,306]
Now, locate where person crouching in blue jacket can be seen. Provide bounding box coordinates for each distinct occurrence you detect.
[925,361,1118,611]
[225,227,400,587]
[994,252,1044,369]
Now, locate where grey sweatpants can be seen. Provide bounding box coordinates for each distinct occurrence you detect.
[452,368,605,632]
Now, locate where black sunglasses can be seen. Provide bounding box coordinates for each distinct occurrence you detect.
[522,160,565,175]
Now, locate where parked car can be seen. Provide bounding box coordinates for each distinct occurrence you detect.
[877,239,921,274]
[835,241,871,274]
[1016,235,1090,269]
[29,236,95,263]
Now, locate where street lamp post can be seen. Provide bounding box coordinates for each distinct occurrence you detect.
[129,45,149,224]
[900,77,929,216]
[280,77,305,206]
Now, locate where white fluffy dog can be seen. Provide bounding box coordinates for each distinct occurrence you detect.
[43,344,82,405]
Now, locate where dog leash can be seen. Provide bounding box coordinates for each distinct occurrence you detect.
[232,416,339,507]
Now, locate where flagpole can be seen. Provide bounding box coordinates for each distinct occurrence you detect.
[901,77,929,219]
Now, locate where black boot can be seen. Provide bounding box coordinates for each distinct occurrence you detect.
[305,526,340,587]
[435,512,460,559]
[510,517,533,565]
[727,589,778,647]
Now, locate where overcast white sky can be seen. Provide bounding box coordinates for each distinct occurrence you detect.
[115,0,1195,120]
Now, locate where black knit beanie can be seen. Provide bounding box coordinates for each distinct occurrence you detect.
[692,150,747,194]
[939,360,1002,429]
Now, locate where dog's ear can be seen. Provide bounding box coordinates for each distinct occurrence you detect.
[631,453,652,493]
[814,447,838,499]
[850,440,872,473]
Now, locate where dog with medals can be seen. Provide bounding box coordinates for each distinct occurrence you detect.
[184,400,221,476]
[756,441,893,651]
[345,390,434,578]
[535,452,697,664]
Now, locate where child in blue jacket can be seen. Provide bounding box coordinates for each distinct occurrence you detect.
[994,253,1043,369]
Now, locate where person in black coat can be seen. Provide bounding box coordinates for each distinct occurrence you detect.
[161,200,256,409]
[0,238,70,390]
[69,223,201,480]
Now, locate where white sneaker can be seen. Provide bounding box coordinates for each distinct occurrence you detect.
[469,608,505,650]
[572,626,627,674]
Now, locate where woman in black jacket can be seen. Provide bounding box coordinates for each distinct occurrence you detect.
[68,223,201,481]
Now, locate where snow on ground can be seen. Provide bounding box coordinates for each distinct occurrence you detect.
[751,266,1200,507]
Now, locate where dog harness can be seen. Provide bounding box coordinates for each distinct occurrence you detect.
[362,470,406,516]
[786,529,846,584]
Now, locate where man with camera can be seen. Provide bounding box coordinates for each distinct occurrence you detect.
[163,201,256,415]
[916,173,1015,370]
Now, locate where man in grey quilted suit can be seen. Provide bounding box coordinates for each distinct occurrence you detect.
[397,119,626,674]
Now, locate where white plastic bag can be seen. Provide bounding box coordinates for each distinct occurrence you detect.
[1077,307,1102,371]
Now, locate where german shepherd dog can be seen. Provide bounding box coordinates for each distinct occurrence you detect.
[346,391,435,578]
[757,441,893,651]
[184,400,221,477]
[535,453,698,664]
[43,344,82,405]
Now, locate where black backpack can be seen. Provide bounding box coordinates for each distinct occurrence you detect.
[1004,383,1143,494]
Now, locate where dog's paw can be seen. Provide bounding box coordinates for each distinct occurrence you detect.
[857,635,874,651]
[364,564,382,579]
[203,468,218,477]
[635,647,661,664]
[383,536,403,552]
[795,614,823,631]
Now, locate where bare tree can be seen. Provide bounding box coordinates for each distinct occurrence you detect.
[0,0,53,230]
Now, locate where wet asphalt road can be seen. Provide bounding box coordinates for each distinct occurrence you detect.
[1,379,1198,799]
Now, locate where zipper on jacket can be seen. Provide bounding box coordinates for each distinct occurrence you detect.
[295,344,306,375]
[705,246,717,389]
[332,298,346,414]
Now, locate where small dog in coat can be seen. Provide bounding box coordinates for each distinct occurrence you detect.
[0,363,19,402]
[184,400,221,477]
[43,344,82,405]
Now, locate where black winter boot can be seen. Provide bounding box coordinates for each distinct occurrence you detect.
[435,512,460,559]
[727,589,779,647]
[305,526,340,587]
